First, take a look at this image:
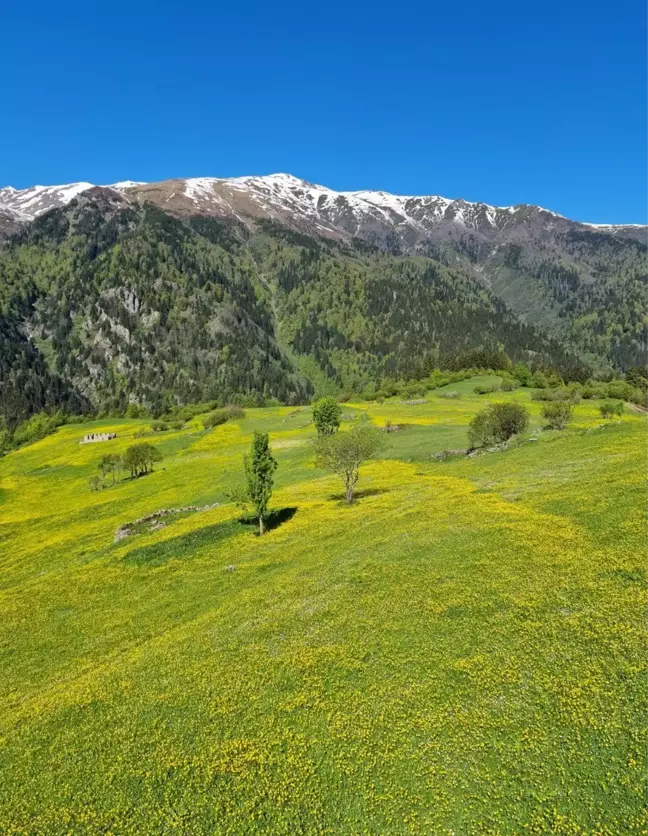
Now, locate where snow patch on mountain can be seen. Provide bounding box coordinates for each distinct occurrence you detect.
[0,182,95,220]
[0,174,641,236]
[111,180,146,189]
[184,178,230,209]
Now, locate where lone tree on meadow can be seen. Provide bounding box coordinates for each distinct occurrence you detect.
[243,431,278,536]
[312,396,342,437]
[314,424,385,504]
[123,443,162,478]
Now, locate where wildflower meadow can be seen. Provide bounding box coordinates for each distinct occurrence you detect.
[0,377,645,834]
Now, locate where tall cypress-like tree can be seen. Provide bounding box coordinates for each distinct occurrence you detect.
[244,431,278,535]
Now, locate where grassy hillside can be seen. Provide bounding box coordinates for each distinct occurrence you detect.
[0,381,646,834]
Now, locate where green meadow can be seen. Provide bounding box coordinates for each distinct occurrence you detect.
[0,378,646,834]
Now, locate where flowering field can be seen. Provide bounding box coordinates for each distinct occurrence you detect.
[0,381,646,834]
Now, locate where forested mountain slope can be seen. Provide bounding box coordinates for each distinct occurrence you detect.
[1,174,645,380]
[0,191,586,423]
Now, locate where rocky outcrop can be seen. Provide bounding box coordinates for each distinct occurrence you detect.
[115,503,220,542]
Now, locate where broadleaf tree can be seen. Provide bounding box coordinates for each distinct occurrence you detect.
[312,397,342,437]
[314,424,386,504]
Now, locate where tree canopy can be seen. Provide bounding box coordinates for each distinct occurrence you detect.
[123,443,162,478]
[312,397,342,437]
[314,424,386,504]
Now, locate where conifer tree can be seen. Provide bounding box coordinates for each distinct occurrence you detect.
[244,431,278,535]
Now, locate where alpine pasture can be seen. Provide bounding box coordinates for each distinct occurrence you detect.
[0,378,645,834]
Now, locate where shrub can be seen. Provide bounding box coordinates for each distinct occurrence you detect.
[201,405,245,430]
[125,403,147,419]
[172,403,214,422]
[170,420,185,431]
[151,420,168,432]
[541,401,573,429]
[469,403,529,448]
[630,388,648,408]
[203,410,228,429]
[626,366,648,392]
[468,410,495,448]
[530,370,563,389]
[606,381,634,401]
[513,362,533,386]
[490,402,529,440]
[532,387,581,404]
[226,404,246,420]
[600,401,624,419]
[438,390,460,399]
[473,384,500,395]
[583,382,615,399]
[500,379,519,392]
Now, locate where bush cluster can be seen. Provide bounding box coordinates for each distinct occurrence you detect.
[531,387,581,404]
[469,403,530,449]
[599,401,624,419]
[541,401,574,429]
[202,405,247,430]
[500,379,519,392]
[474,384,500,395]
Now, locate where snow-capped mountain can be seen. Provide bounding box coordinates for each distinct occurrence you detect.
[1,174,644,246]
[0,182,95,222]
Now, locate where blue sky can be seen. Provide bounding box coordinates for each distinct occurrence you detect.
[2,0,645,223]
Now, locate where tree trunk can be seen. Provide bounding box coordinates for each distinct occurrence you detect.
[345,478,354,504]
[259,515,265,536]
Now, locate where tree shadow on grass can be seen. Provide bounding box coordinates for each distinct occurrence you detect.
[122,518,244,568]
[122,508,299,567]
[327,488,389,503]
[238,506,298,534]
[606,567,646,585]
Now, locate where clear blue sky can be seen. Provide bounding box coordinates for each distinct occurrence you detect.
[2,0,646,223]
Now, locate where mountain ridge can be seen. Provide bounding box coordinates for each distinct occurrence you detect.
[1,173,644,234]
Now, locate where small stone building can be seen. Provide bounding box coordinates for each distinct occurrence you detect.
[80,432,117,444]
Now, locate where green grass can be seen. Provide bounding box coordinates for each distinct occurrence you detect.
[0,380,646,834]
